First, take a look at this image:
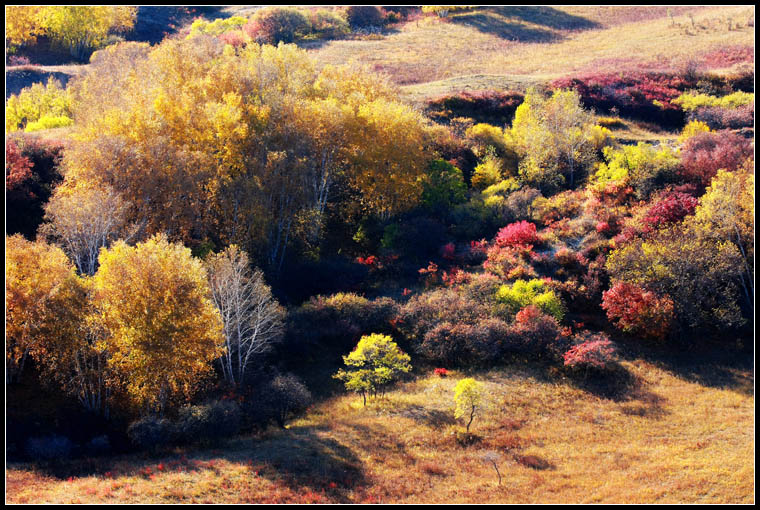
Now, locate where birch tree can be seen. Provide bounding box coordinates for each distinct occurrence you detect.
[205,245,285,386]
[40,179,134,276]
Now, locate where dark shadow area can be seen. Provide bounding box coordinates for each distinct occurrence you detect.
[615,336,754,397]
[396,405,457,429]
[22,426,368,502]
[6,68,73,98]
[566,363,643,402]
[450,6,600,42]
[126,6,228,44]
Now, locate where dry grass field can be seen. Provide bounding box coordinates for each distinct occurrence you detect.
[305,6,754,101]
[6,345,754,504]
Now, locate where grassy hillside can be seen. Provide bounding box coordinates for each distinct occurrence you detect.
[7,342,753,504]
[306,6,753,100]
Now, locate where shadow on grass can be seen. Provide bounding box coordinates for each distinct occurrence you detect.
[615,336,754,397]
[450,6,600,42]
[27,426,367,502]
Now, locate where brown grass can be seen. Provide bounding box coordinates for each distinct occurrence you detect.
[304,6,754,102]
[7,353,753,504]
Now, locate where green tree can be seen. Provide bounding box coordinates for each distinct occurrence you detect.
[454,377,484,433]
[421,159,467,214]
[333,333,411,406]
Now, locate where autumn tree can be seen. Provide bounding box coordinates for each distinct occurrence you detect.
[205,245,285,386]
[36,6,137,60]
[691,167,754,312]
[5,235,77,383]
[334,333,411,406]
[512,88,596,191]
[40,179,133,275]
[91,234,225,413]
[5,6,43,52]
[606,224,744,332]
[454,377,484,433]
[66,38,431,271]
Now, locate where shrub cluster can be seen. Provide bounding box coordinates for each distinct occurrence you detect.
[553,72,693,128]
[287,293,399,355]
[426,90,524,126]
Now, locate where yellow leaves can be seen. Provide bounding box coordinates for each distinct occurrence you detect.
[6,235,78,376]
[91,234,225,410]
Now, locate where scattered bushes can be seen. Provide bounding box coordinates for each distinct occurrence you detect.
[259,374,313,428]
[494,221,539,249]
[563,331,617,372]
[344,6,385,28]
[673,91,754,111]
[495,279,565,321]
[504,305,566,358]
[687,104,754,130]
[288,293,399,354]
[421,159,467,214]
[426,90,524,127]
[553,72,691,128]
[417,318,510,366]
[245,7,312,44]
[397,287,491,343]
[643,190,698,230]
[593,142,680,200]
[6,77,72,133]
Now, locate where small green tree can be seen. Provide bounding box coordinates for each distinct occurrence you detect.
[333,333,411,406]
[454,377,484,433]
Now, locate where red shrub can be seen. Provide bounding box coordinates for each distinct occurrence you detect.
[5,140,33,192]
[434,367,449,377]
[643,191,698,229]
[680,131,753,189]
[563,332,617,370]
[494,221,539,249]
[601,282,675,340]
[553,72,691,128]
[441,242,457,261]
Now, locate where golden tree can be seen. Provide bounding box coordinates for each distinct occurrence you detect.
[91,234,225,412]
[5,235,77,383]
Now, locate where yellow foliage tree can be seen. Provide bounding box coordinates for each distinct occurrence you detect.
[5,235,77,383]
[91,234,225,412]
[5,6,43,51]
[37,6,137,60]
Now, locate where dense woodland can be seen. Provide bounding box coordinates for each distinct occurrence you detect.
[5,5,755,504]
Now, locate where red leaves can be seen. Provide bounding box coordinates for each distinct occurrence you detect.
[494,221,539,249]
[680,131,753,189]
[5,140,33,193]
[643,191,698,229]
[563,332,616,369]
[602,282,675,340]
[434,367,449,377]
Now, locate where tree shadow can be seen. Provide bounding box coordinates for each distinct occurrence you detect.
[615,337,754,397]
[396,405,457,429]
[25,426,367,503]
[449,6,600,42]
